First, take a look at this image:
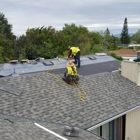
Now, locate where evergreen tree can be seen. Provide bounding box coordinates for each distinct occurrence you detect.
[104,28,110,36]
[0,13,15,62]
[131,29,140,43]
[120,18,130,44]
[0,12,16,40]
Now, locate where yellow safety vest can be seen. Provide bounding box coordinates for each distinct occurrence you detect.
[71,47,80,56]
[67,66,77,76]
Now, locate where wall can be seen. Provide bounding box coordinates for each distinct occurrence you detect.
[121,61,140,86]
[125,107,140,140]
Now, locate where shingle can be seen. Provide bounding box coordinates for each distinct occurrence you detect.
[0,57,139,140]
[0,118,103,140]
[0,71,140,131]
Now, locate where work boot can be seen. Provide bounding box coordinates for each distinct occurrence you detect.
[69,82,73,85]
[74,80,78,84]
[62,77,65,81]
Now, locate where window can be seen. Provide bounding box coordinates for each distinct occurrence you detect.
[91,115,125,140]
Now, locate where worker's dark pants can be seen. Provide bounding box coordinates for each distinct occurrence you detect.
[74,51,80,67]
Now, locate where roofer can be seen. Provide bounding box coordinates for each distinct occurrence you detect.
[63,60,79,85]
[68,46,81,68]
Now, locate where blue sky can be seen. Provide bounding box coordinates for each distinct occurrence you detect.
[1,0,140,36]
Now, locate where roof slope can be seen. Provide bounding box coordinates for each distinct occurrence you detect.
[0,118,103,140]
[0,55,122,140]
[0,71,140,131]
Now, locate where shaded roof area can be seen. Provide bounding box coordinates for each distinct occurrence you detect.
[53,60,120,76]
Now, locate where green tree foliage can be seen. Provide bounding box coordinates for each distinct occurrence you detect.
[104,28,110,36]
[0,34,14,62]
[120,18,130,44]
[0,12,130,62]
[109,52,123,61]
[17,26,66,59]
[131,29,140,43]
[113,36,121,45]
[62,24,104,56]
[100,29,116,52]
[0,13,15,62]
[88,31,102,46]
[0,12,16,40]
[62,23,89,47]
[14,35,27,59]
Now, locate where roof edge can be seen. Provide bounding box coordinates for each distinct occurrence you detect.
[87,104,140,131]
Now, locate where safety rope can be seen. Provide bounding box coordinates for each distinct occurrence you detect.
[46,58,86,101]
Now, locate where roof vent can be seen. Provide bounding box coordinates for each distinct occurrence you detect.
[137,51,140,60]
[35,57,44,62]
[95,53,107,56]
[42,61,54,66]
[87,56,97,60]
[9,60,18,64]
[20,59,30,64]
[133,51,140,62]
[63,126,79,137]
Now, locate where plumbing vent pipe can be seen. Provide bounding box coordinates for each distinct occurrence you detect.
[137,51,140,60]
[63,126,79,137]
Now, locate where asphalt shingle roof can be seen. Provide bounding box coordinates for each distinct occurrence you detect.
[0,71,140,130]
[0,56,139,140]
[0,118,103,140]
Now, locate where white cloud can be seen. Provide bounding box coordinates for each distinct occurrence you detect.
[0,0,140,36]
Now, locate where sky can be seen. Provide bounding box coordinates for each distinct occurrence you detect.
[1,0,140,36]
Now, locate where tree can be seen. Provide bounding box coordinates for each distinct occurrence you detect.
[0,12,16,40]
[0,34,14,62]
[131,29,140,43]
[104,28,110,36]
[0,13,16,62]
[120,18,130,44]
[17,26,66,59]
[62,23,89,47]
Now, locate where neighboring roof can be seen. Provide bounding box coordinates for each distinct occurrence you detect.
[0,54,119,77]
[112,49,140,57]
[0,118,104,140]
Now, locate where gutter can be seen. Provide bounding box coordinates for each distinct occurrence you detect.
[87,105,140,131]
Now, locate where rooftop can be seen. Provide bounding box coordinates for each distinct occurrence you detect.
[1,54,139,140]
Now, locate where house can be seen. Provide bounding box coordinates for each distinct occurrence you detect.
[0,54,140,140]
[112,49,140,61]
